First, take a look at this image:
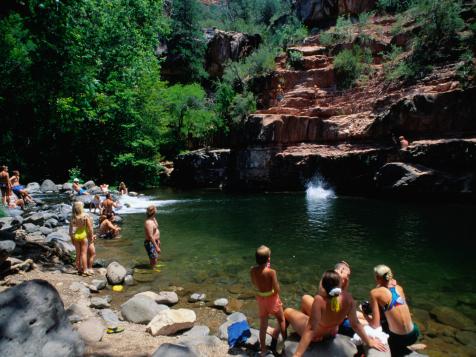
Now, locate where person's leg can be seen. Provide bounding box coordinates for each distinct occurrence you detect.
[73,239,82,272]
[301,294,314,316]
[87,243,96,270]
[284,308,309,336]
[79,239,88,274]
[259,315,269,356]
[275,308,287,340]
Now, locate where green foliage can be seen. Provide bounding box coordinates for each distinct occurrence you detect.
[287,50,304,70]
[68,167,83,183]
[456,51,476,89]
[319,16,353,46]
[377,0,414,13]
[166,0,208,82]
[333,47,372,89]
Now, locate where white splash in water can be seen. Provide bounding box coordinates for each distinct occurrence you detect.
[305,176,336,201]
[115,194,185,214]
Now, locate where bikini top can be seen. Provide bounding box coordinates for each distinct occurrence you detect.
[383,286,406,312]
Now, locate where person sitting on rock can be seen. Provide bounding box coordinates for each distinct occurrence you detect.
[250,245,287,356]
[89,194,101,213]
[284,270,387,357]
[9,170,34,204]
[101,193,117,217]
[118,181,128,195]
[399,136,409,150]
[0,166,12,206]
[363,265,420,356]
[72,178,90,196]
[300,261,359,337]
[99,213,121,239]
[69,201,95,276]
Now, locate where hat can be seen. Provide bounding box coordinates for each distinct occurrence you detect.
[73,178,79,183]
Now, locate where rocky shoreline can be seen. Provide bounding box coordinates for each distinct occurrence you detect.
[1,181,475,356]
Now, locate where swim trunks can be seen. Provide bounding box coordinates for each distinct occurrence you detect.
[12,185,24,195]
[388,323,419,356]
[73,226,87,241]
[256,293,282,318]
[144,240,159,260]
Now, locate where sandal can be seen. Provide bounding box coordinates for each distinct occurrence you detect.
[107,326,124,334]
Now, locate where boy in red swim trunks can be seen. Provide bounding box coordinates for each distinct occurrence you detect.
[250,245,286,356]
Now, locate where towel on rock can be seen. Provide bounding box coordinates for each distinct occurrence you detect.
[351,325,389,345]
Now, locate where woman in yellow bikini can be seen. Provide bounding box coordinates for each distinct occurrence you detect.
[69,201,95,276]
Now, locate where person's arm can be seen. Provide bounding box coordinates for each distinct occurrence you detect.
[349,299,387,351]
[293,298,321,357]
[271,269,280,294]
[69,220,74,240]
[364,290,381,328]
[86,217,94,242]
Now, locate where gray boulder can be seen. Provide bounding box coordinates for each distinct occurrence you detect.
[39,226,53,235]
[83,180,96,189]
[90,279,107,291]
[45,218,59,228]
[90,297,111,309]
[23,223,40,234]
[283,335,357,356]
[0,240,16,263]
[152,343,198,357]
[66,302,94,322]
[40,179,58,193]
[100,309,120,328]
[155,291,179,305]
[121,295,169,324]
[26,182,41,193]
[0,279,84,356]
[106,261,127,285]
[189,293,206,303]
[124,274,135,286]
[62,183,73,191]
[76,317,104,343]
[46,230,70,243]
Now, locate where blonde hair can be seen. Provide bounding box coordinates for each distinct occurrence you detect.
[255,245,271,265]
[374,264,393,281]
[72,201,86,225]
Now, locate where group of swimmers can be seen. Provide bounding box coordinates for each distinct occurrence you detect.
[251,245,419,357]
[0,166,34,208]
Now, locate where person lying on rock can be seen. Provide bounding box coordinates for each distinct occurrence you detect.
[72,178,90,195]
[99,213,121,239]
[284,270,387,357]
[9,170,34,204]
[363,265,420,356]
[250,245,287,356]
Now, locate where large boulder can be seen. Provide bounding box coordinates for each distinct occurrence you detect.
[204,28,261,78]
[121,295,169,324]
[151,343,198,357]
[40,179,58,193]
[135,290,179,305]
[0,280,84,356]
[295,0,339,28]
[106,261,127,285]
[146,308,196,336]
[26,182,41,194]
[76,317,105,343]
[82,180,96,189]
[172,149,230,188]
[283,334,357,356]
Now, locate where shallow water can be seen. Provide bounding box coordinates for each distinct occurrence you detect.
[96,187,475,353]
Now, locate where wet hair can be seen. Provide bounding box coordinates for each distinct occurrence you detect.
[1,166,6,171]
[146,205,156,218]
[374,264,393,282]
[321,270,342,296]
[106,212,114,220]
[12,170,19,176]
[106,193,111,199]
[255,245,270,265]
[119,182,126,189]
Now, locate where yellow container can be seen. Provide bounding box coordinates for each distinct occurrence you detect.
[112,285,124,292]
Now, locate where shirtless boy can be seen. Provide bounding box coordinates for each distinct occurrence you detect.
[0,166,11,206]
[144,205,161,269]
[101,193,117,217]
[250,245,286,356]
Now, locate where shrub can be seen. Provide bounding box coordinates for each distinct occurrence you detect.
[377,0,414,13]
[287,50,304,70]
[68,167,82,183]
[456,51,476,89]
[319,16,353,46]
[333,47,372,89]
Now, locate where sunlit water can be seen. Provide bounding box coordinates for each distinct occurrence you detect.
[95,187,475,353]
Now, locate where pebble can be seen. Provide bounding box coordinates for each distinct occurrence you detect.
[189,293,206,303]
[213,298,228,308]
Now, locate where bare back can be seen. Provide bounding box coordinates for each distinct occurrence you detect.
[371,284,413,334]
[250,266,278,293]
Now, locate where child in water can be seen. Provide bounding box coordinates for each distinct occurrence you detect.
[250,245,286,356]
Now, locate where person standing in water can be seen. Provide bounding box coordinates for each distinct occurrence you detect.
[144,205,161,269]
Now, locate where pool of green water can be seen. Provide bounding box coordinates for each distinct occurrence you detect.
[96,188,475,354]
